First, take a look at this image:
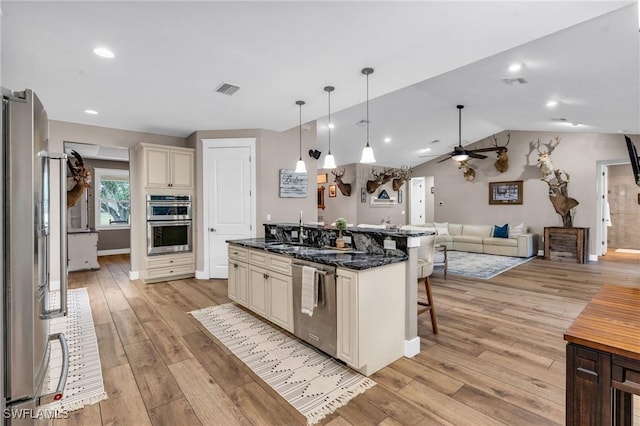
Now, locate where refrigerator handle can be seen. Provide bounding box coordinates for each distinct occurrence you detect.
[42,152,68,318]
[39,333,69,405]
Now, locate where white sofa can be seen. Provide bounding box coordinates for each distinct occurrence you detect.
[406,222,537,258]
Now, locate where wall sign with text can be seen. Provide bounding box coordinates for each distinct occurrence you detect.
[279,169,308,198]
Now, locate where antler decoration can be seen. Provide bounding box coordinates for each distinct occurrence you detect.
[457,160,476,182]
[491,132,510,173]
[67,150,92,208]
[331,169,352,196]
[366,166,412,193]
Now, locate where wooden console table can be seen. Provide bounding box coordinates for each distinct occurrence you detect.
[544,226,589,263]
[564,284,640,425]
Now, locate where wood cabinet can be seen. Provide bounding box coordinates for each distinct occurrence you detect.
[143,252,195,283]
[336,263,405,376]
[138,143,194,190]
[544,226,589,263]
[229,246,293,333]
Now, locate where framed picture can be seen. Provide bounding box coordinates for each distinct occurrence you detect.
[489,180,523,205]
[329,185,337,197]
[398,190,403,203]
[317,173,328,184]
[360,187,367,203]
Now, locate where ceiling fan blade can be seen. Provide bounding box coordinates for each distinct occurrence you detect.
[469,147,498,153]
[437,156,452,163]
[469,153,488,159]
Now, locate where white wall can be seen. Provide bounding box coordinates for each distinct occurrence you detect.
[411,130,636,256]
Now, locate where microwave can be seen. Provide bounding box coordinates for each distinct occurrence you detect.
[147,220,192,255]
[146,194,192,221]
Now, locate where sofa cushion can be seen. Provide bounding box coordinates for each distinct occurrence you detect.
[493,224,509,238]
[484,237,517,247]
[461,224,492,238]
[434,222,449,235]
[509,223,528,238]
[448,223,463,236]
[454,235,484,244]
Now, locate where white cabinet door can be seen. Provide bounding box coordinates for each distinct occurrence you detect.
[228,261,240,301]
[248,265,268,317]
[336,268,359,367]
[170,150,194,189]
[144,148,171,188]
[268,271,293,332]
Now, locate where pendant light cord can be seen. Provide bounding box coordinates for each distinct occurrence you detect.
[328,90,332,153]
[366,72,370,146]
[459,106,461,147]
[299,103,302,160]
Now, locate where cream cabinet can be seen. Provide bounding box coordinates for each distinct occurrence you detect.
[143,252,195,283]
[228,246,293,333]
[336,263,405,376]
[137,143,194,190]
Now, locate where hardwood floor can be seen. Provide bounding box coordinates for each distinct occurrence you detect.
[55,253,640,426]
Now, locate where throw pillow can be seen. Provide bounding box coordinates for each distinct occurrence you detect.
[508,223,527,238]
[493,224,509,238]
[434,222,449,235]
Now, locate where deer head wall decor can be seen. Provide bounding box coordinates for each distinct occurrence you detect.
[491,132,510,173]
[66,150,92,208]
[366,168,386,194]
[457,160,476,182]
[534,135,561,178]
[331,169,352,196]
[392,166,411,191]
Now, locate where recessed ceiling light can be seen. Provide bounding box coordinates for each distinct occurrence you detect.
[328,122,335,129]
[420,147,432,153]
[93,47,114,58]
[508,62,522,72]
[546,100,558,108]
[84,109,98,115]
[384,137,392,143]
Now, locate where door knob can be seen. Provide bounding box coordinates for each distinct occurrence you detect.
[210,227,216,232]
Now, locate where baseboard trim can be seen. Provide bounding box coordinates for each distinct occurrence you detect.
[98,248,131,256]
[537,249,544,257]
[195,270,209,280]
[129,270,139,280]
[404,337,420,358]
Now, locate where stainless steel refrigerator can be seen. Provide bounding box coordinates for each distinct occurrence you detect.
[2,88,69,425]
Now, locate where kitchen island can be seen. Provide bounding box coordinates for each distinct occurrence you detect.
[226,224,430,376]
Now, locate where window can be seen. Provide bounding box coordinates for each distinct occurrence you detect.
[94,168,130,229]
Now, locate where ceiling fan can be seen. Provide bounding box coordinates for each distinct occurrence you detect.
[436,105,493,163]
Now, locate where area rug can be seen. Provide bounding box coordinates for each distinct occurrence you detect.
[441,251,534,279]
[43,288,108,413]
[190,303,375,425]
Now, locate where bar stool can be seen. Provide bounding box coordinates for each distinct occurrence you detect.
[416,234,438,334]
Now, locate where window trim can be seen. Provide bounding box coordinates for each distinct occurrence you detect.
[94,168,131,231]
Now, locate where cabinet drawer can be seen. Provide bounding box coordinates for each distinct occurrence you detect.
[267,253,292,276]
[249,250,268,267]
[228,246,248,262]
[146,254,194,270]
[145,264,194,280]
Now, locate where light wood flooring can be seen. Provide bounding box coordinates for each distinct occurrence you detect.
[54,252,640,426]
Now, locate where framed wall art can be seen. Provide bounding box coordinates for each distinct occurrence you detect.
[489,180,523,205]
[329,184,337,197]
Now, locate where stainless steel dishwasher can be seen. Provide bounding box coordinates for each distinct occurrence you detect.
[292,260,337,357]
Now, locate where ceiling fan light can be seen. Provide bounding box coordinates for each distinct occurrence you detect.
[452,153,469,162]
[323,153,337,169]
[295,159,307,173]
[360,144,376,163]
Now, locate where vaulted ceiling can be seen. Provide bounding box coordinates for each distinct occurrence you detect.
[2,1,638,166]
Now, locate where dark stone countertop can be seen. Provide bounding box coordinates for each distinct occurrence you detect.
[227,238,407,271]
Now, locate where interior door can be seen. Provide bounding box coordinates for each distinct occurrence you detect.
[409,177,426,225]
[206,146,252,278]
[600,165,609,255]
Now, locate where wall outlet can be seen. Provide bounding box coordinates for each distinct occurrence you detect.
[270,228,276,235]
[343,235,352,244]
[292,230,298,238]
[267,213,271,221]
[384,239,396,250]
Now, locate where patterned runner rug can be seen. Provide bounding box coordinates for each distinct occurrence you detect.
[442,251,534,279]
[43,288,108,413]
[191,303,375,425]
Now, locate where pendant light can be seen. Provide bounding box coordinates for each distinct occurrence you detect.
[359,67,376,164]
[294,100,307,173]
[322,86,337,169]
[451,105,470,162]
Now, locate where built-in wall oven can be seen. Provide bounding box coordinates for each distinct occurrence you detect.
[146,195,192,255]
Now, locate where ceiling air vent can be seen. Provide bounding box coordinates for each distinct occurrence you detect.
[215,82,241,96]
[501,77,528,85]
